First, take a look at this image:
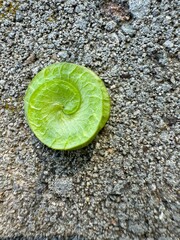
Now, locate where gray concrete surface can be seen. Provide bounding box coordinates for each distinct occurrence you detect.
[0,0,179,239]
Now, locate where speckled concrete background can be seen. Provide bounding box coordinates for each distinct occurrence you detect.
[0,0,179,239]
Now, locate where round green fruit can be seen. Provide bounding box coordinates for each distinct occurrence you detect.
[24,62,110,150]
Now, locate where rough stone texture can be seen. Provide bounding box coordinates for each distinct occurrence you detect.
[129,0,151,18]
[0,0,179,239]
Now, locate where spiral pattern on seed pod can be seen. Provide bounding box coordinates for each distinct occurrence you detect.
[24,62,110,150]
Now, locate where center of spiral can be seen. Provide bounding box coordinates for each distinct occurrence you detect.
[48,79,81,115]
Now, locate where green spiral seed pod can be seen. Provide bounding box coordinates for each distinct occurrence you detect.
[24,62,110,150]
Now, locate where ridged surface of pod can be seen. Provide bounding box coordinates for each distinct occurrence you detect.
[24,62,110,150]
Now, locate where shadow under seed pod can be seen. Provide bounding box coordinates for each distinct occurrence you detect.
[32,137,95,177]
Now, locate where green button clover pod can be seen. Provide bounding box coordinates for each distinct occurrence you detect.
[24,62,110,150]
